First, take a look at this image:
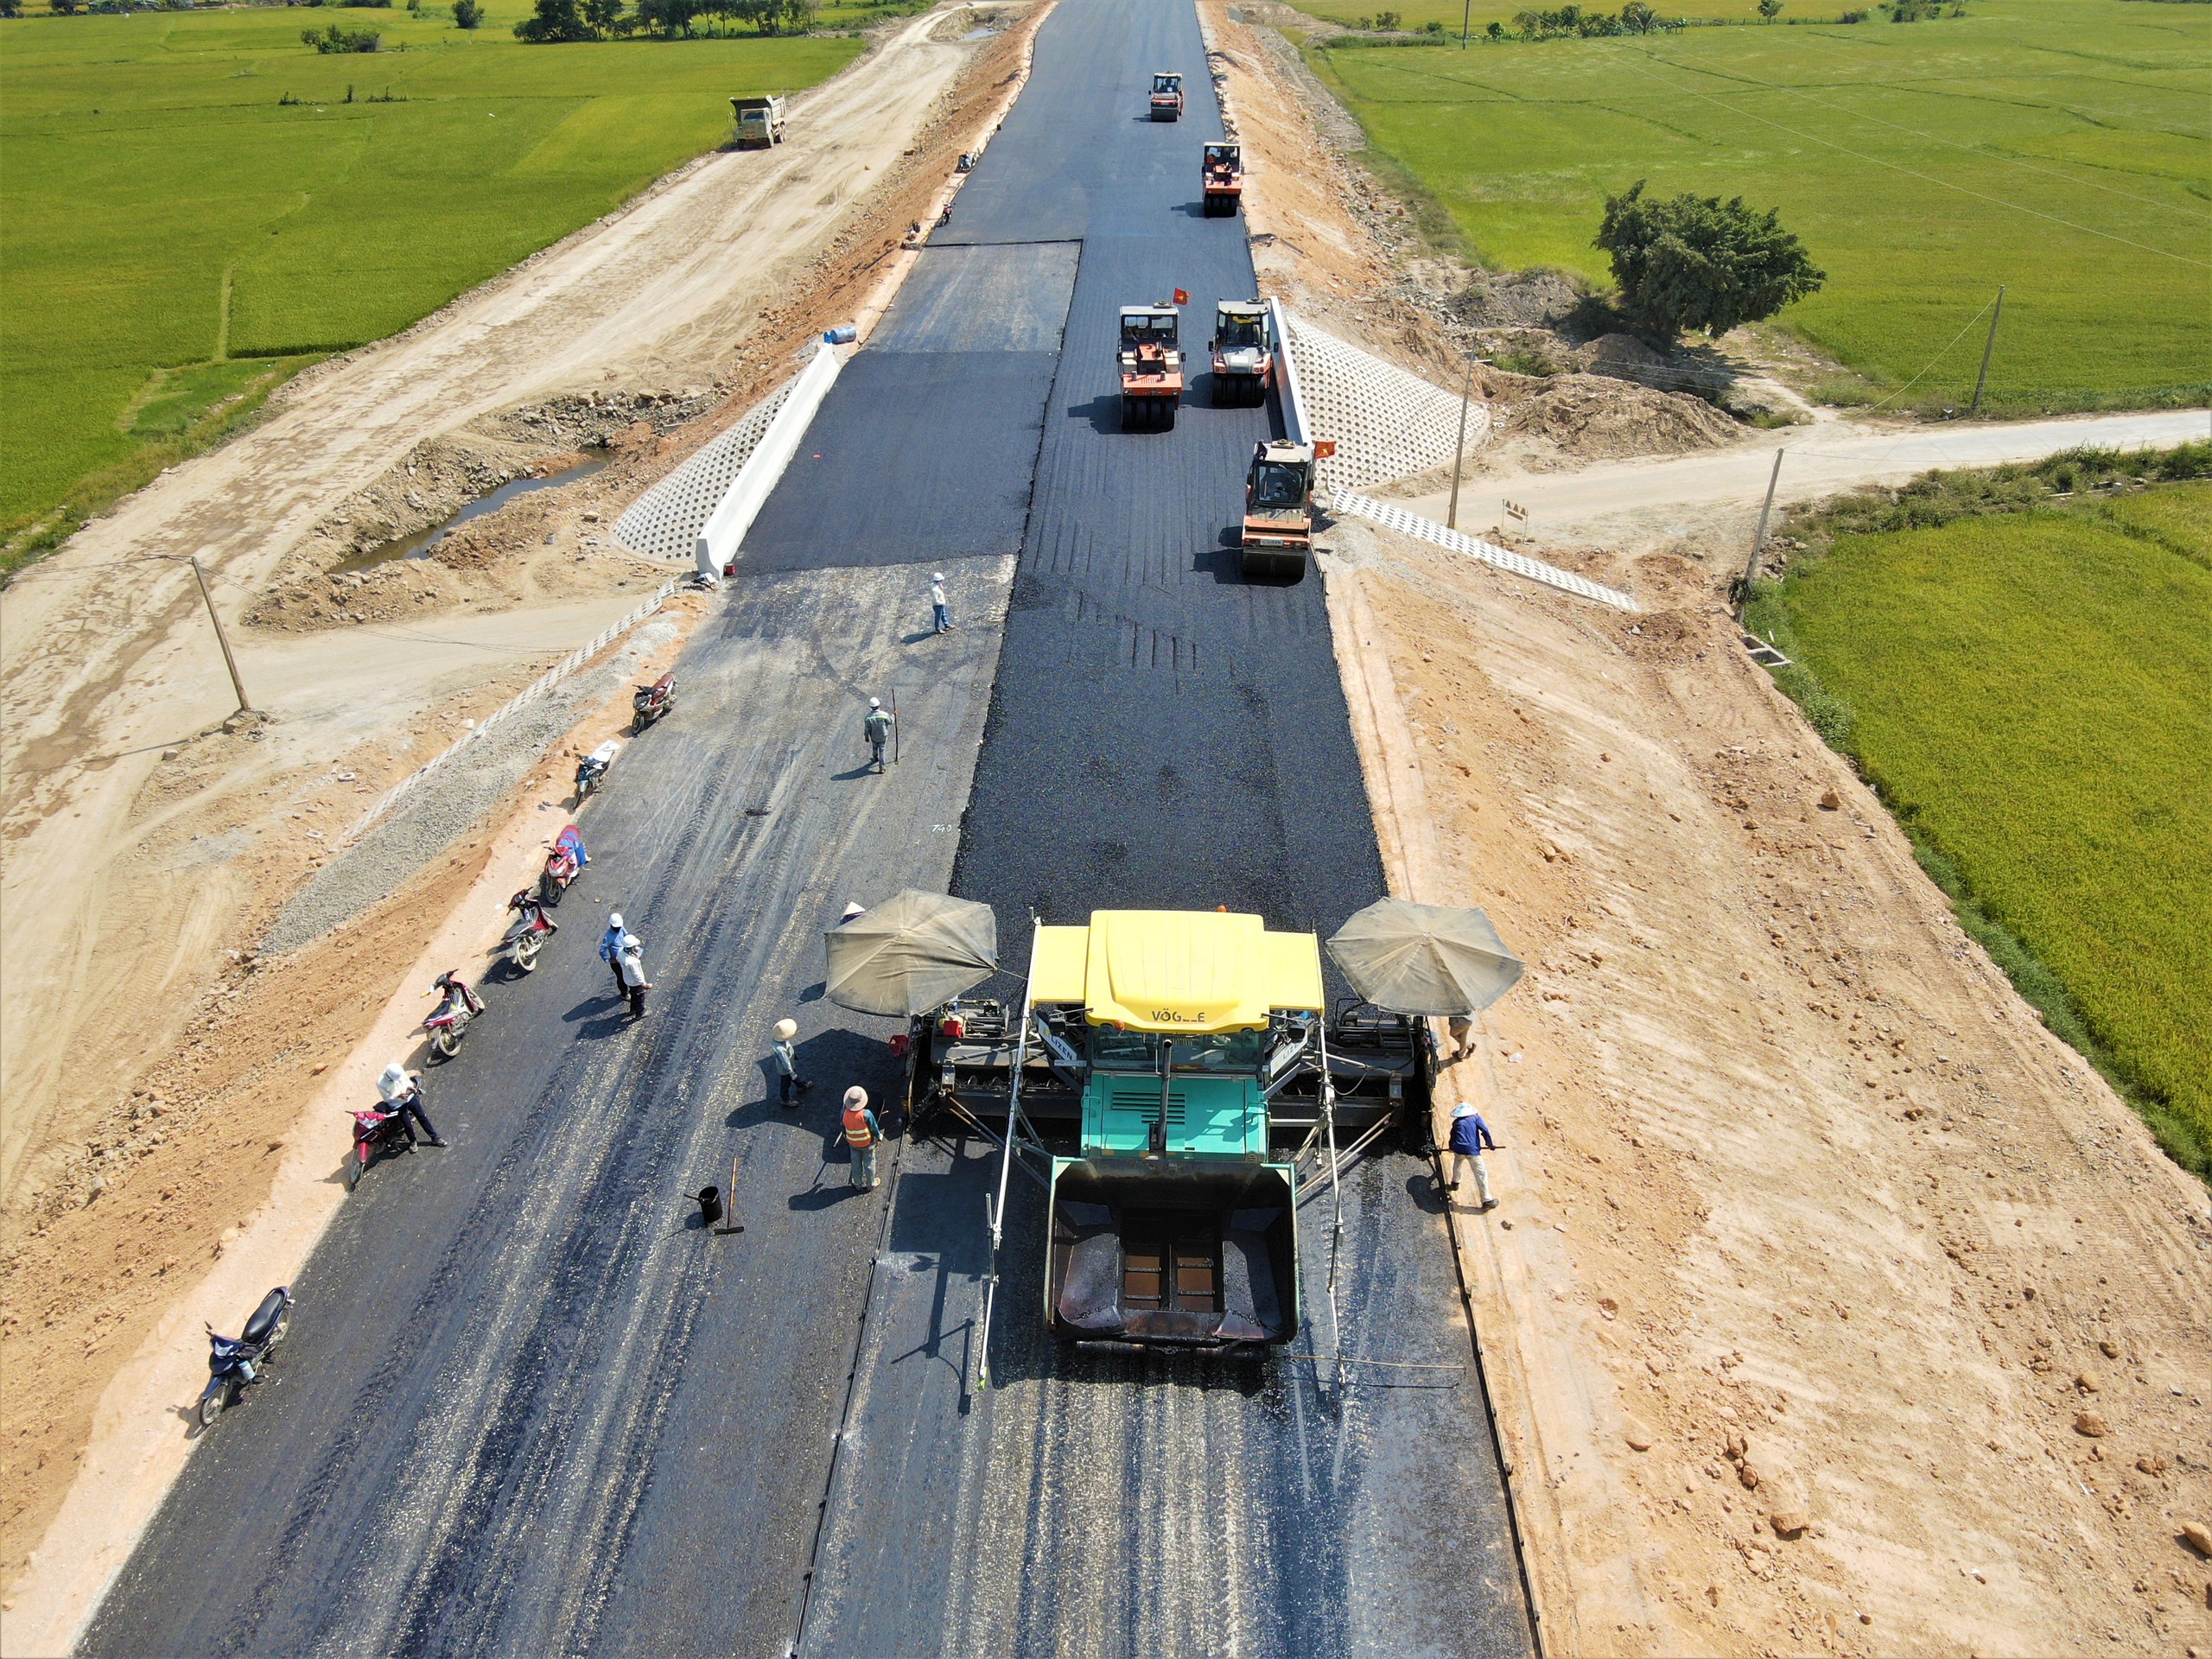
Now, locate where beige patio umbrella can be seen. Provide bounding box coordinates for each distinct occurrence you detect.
[1325,897,1524,1016]
[823,890,1000,1016]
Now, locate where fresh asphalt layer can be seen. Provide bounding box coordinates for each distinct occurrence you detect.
[83,1,1531,1653]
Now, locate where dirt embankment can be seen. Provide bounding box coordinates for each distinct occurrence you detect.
[1332,523,2212,1655]
[0,0,1052,1611]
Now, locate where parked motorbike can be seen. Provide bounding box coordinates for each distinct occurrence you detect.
[501,890,558,973]
[540,823,586,905]
[574,739,619,799]
[632,672,677,734]
[345,1103,412,1190]
[421,969,484,1059]
[198,1286,292,1427]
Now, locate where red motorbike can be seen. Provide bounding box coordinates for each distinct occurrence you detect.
[421,969,484,1060]
[344,1105,412,1191]
[500,889,557,973]
[540,823,586,905]
[632,672,676,734]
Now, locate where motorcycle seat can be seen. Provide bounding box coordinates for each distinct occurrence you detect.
[241,1288,289,1346]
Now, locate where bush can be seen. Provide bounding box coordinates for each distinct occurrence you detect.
[1594,180,1824,338]
[302,21,381,48]
[451,0,481,22]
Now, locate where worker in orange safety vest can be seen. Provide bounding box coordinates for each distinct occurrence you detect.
[842,1086,880,1191]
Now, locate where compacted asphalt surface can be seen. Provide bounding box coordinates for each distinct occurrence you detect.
[85,2,1532,1653]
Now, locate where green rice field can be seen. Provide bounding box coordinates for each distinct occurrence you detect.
[1306,0,2212,410]
[1765,480,2212,1178]
[0,4,861,543]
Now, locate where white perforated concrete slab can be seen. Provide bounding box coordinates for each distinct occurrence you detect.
[1336,491,1638,611]
[1282,315,1491,493]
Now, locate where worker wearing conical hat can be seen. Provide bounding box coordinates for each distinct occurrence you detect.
[771,1017,812,1108]
[842,1086,880,1191]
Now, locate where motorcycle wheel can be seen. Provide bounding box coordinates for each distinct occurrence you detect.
[346,1150,364,1192]
[516,936,540,972]
[434,1025,462,1059]
[540,873,560,906]
[631,711,647,734]
[197,1379,229,1428]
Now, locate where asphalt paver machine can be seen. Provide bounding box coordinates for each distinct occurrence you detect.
[1209,299,1273,407]
[1240,437,1334,579]
[1149,71,1185,120]
[1118,302,1185,431]
[907,910,1433,1378]
[1201,142,1243,216]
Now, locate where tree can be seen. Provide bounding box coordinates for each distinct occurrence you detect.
[1757,0,1782,18]
[1621,2,1656,29]
[513,0,593,38]
[1485,17,1504,34]
[582,0,624,32]
[1593,181,1825,339]
[451,0,481,23]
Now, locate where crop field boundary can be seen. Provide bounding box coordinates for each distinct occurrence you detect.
[1745,448,2212,1182]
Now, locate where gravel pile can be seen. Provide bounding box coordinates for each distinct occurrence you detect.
[261,619,678,956]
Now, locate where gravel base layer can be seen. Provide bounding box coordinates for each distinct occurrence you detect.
[260,619,679,957]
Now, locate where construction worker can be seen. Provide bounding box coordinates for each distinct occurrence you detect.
[618,936,651,1019]
[930,572,952,634]
[842,1086,880,1190]
[862,698,893,772]
[772,1017,812,1107]
[1447,1013,1475,1061]
[1446,1101,1499,1210]
[599,912,632,1000]
[376,1062,446,1147]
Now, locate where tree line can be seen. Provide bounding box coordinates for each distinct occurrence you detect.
[515,0,817,41]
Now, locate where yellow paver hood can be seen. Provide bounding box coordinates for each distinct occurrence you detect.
[1027,911,1323,1031]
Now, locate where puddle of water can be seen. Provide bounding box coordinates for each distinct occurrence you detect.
[335,451,613,572]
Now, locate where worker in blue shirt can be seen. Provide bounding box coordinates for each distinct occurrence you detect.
[1446,1101,1500,1211]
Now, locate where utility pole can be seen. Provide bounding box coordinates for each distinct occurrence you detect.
[1968,285,2006,416]
[1461,0,1472,46]
[1445,355,1478,530]
[188,556,253,715]
[1735,449,1785,623]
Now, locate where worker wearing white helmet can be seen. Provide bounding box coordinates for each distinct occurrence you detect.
[375,1060,445,1147]
[862,697,894,772]
[598,912,632,1000]
[770,1016,812,1107]
[930,572,952,634]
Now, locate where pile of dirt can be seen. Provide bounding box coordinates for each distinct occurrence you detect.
[1501,372,1744,460]
[1454,268,1584,331]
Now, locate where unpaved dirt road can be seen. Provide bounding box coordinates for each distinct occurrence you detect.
[0,5,986,1206]
[1395,407,2212,552]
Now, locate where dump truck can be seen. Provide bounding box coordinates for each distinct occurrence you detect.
[1117,302,1184,431]
[1209,299,1273,407]
[1201,142,1243,216]
[1148,71,1184,121]
[1240,437,1334,578]
[910,909,1432,1357]
[731,95,786,149]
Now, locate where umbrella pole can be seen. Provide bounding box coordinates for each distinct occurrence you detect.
[975,919,1040,1395]
[1316,1014,1346,1399]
